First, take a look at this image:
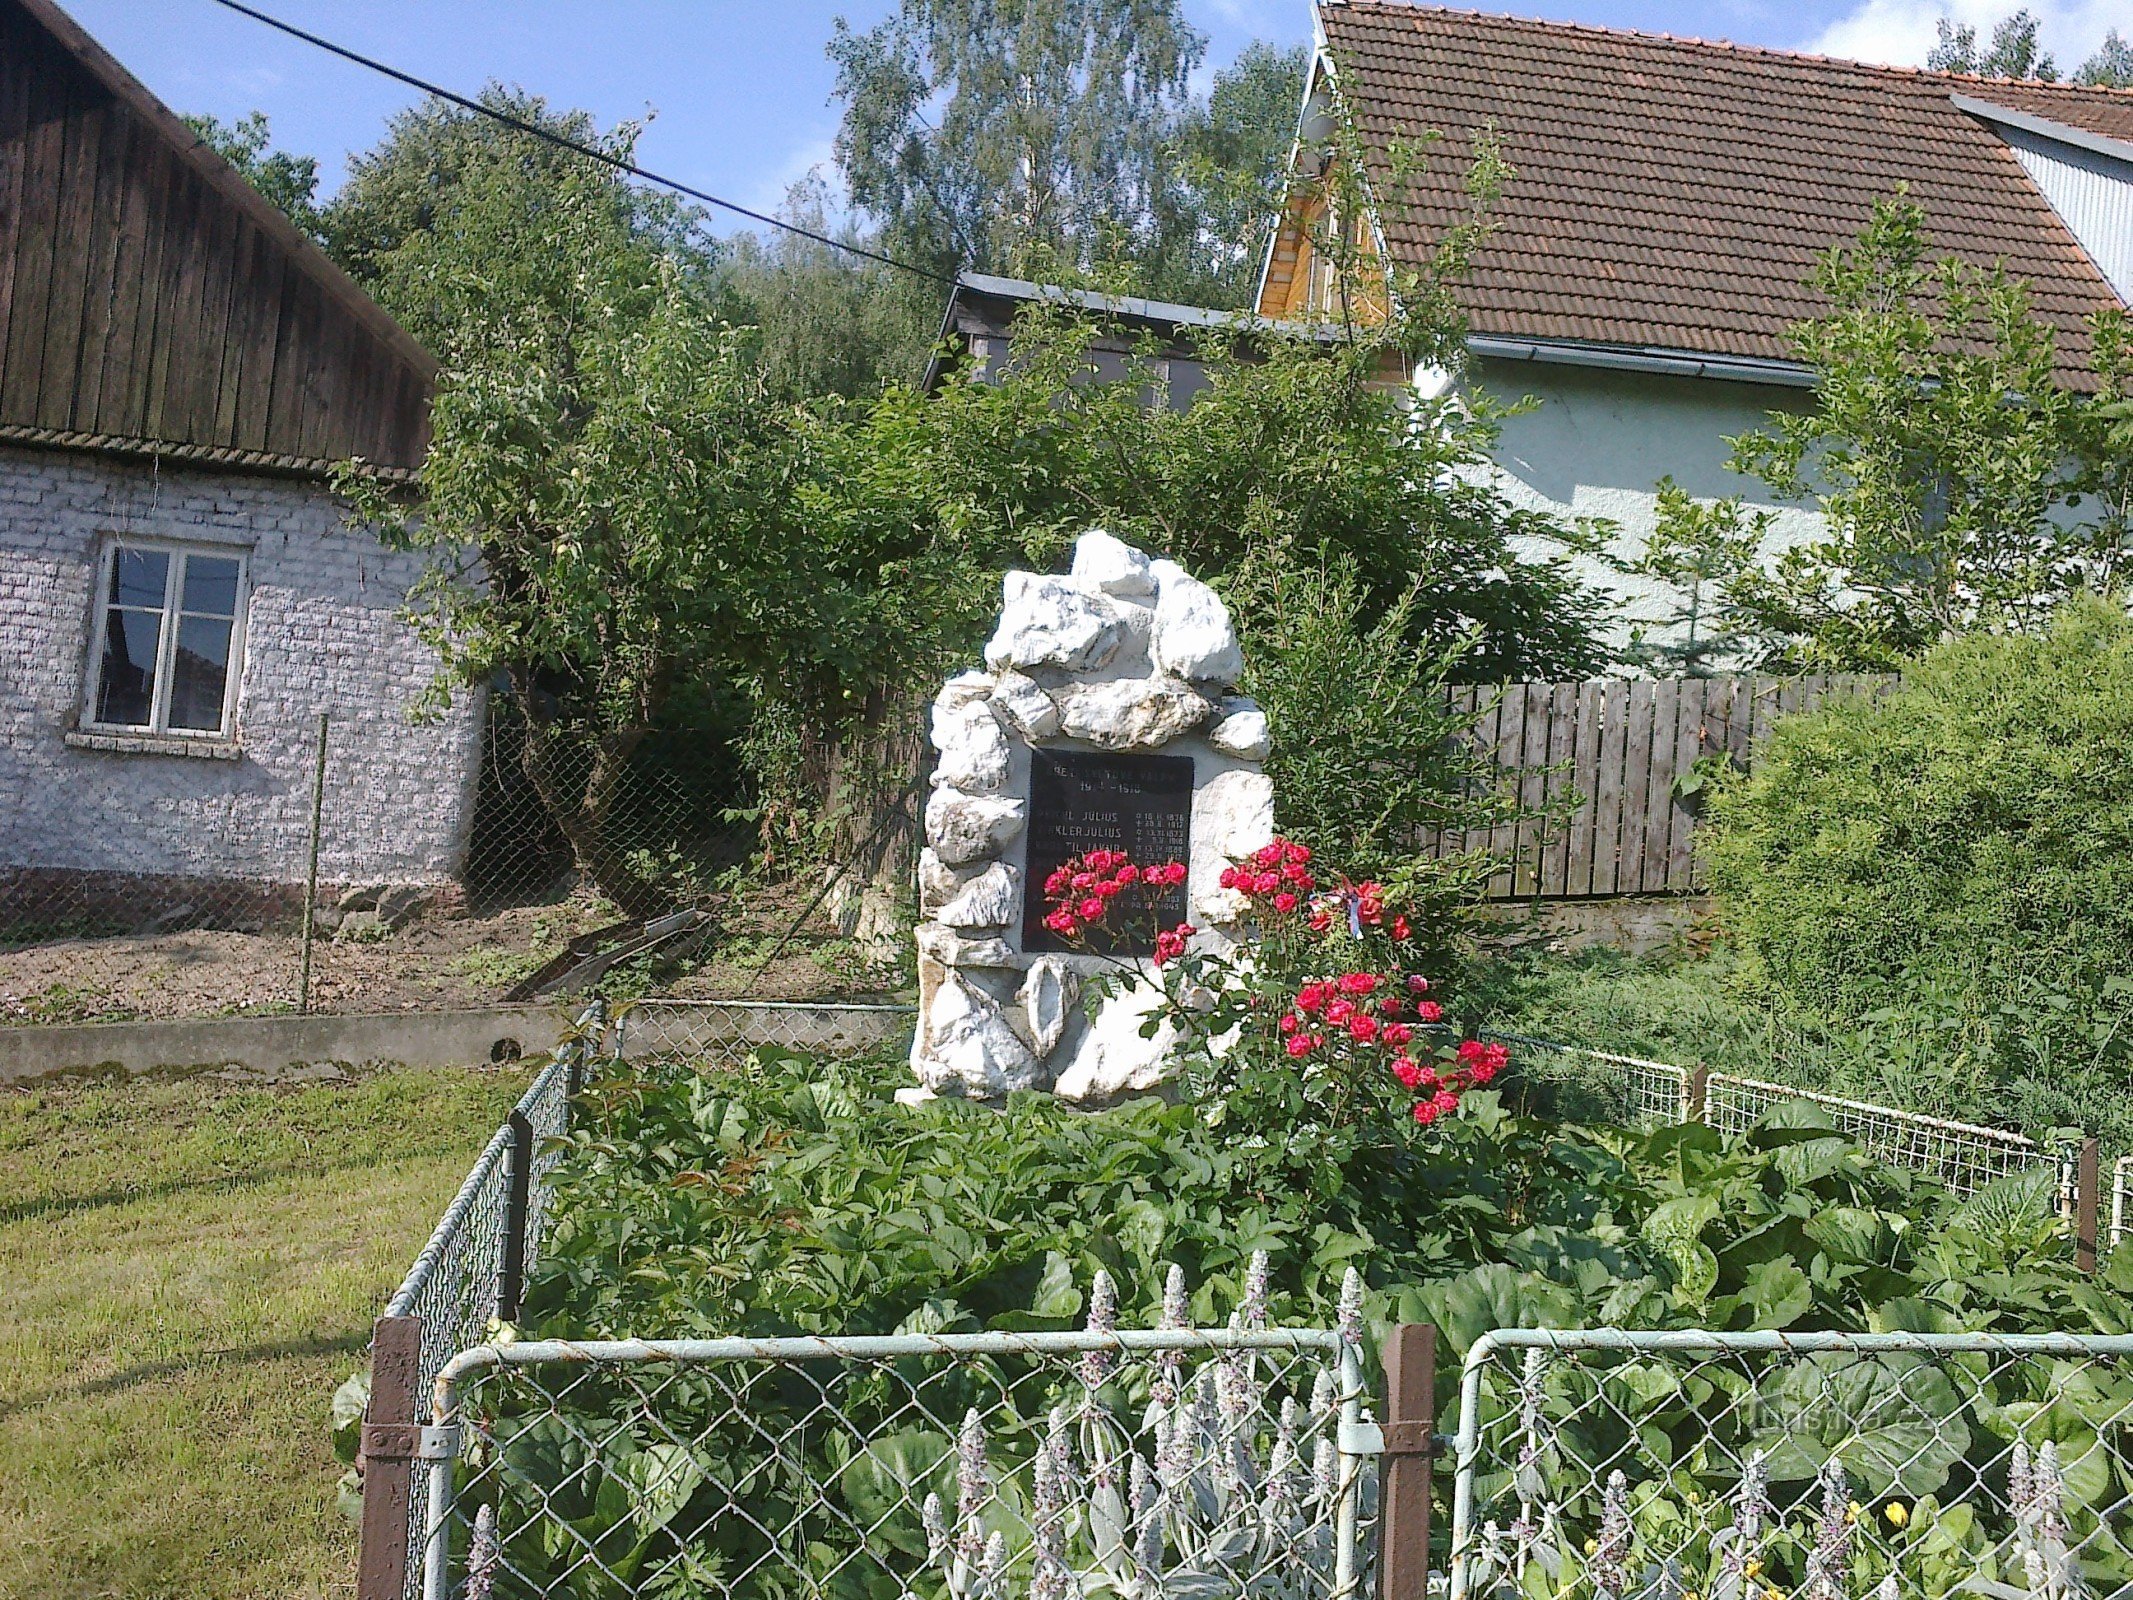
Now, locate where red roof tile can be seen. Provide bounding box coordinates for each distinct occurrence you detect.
[1318,2,2132,386]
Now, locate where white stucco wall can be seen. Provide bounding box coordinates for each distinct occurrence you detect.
[1468,357,1825,665]
[0,446,482,887]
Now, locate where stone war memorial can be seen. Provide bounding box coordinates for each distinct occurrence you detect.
[908,530,1274,1104]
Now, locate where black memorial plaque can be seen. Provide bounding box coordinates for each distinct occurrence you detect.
[1022,750,1193,955]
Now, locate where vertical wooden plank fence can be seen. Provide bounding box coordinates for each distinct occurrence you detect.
[1430,673,1896,899]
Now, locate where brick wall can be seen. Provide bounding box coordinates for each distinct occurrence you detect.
[0,445,482,889]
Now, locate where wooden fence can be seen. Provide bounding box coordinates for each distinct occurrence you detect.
[1429,674,1896,899]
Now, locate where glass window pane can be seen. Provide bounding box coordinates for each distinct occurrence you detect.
[180,555,240,618]
[109,547,169,609]
[168,615,233,732]
[95,609,161,726]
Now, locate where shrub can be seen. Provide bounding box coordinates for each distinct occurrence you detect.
[1701,597,2133,1142]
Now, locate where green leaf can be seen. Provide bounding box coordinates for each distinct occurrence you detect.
[1748,1353,1970,1497]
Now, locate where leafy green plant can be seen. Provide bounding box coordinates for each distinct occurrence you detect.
[1701,598,2133,1146]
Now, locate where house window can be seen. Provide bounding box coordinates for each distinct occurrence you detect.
[87,540,246,738]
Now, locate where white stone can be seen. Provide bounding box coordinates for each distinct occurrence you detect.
[1207,698,1271,761]
[1192,768,1276,925]
[1150,559,1244,686]
[934,669,995,712]
[912,971,1047,1098]
[925,787,1027,866]
[1069,530,1156,599]
[989,671,1062,740]
[917,848,972,914]
[930,699,1011,793]
[983,571,1123,674]
[1053,982,1180,1103]
[1017,957,1080,1057]
[1056,676,1216,750]
[935,862,1018,930]
[916,922,1018,968]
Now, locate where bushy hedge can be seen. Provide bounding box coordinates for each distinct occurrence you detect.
[1702,597,2133,1141]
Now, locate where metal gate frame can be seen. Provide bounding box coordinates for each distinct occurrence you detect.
[418,1326,1377,1600]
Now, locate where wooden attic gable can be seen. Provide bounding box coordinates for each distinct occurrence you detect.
[0,0,436,476]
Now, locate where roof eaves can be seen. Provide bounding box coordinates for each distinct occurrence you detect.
[1467,334,1816,388]
[0,423,423,484]
[1950,93,2133,170]
[954,273,1337,337]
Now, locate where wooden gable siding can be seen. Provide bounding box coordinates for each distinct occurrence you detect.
[0,0,433,473]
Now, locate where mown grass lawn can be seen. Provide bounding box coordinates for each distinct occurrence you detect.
[0,1063,527,1600]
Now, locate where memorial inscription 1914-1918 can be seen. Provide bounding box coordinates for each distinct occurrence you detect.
[1022,750,1193,955]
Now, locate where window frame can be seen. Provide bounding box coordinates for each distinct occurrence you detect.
[81,535,250,742]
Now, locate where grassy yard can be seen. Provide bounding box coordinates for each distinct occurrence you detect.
[0,1064,528,1600]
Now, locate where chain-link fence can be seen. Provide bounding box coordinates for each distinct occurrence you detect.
[1447,1326,2133,1600]
[0,709,766,1025]
[359,998,927,1600]
[1491,1031,2068,1202]
[614,997,916,1066]
[417,1324,1374,1600]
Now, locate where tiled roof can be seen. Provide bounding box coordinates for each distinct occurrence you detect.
[1318,2,2133,386]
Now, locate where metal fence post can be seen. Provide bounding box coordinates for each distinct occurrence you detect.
[1682,1064,1710,1124]
[297,711,329,1014]
[1379,1322,1438,1600]
[2077,1136,2102,1275]
[356,1314,421,1600]
[497,1110,534,1323]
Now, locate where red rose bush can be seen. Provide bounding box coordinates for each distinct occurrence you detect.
[1038,835,1507,1142]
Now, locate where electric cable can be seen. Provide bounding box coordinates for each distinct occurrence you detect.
[204,0,960,285]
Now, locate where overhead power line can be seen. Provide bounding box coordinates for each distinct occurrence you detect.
[203,0,960,286]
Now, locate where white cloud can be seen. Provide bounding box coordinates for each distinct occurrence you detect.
[1804,0,2123,71]
[739,131,842,223]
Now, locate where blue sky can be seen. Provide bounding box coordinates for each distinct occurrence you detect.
[67,0,2124,232]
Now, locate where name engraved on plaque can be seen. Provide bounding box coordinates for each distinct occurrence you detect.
[1022,750,1193,956]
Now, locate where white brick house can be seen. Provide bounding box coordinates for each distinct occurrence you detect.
[0,0,477,927]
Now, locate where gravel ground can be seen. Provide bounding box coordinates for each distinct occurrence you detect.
[0,883,908,1025]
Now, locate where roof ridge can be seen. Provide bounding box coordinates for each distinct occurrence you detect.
[1327,1,2133,100]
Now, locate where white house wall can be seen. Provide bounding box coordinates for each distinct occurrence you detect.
[1468,358,1824,664]
[0,446,482,888]
[1995,125,2133,305]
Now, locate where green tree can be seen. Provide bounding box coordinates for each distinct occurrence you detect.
[2077,29,2133,86]
[1145,42,1311,308]
[828,0,1206,278]
[182,111,326,244]
[1614,478,1771,675]
[1706,195,2127,668]
[714,176,937,400]
[320,87,714,337]
[1927,9,2057,78]
[338,113,799,917]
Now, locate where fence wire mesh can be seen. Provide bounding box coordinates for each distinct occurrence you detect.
[0,709,759,1023]
[1448,1328,2133,1600]
[1490,1032,2062,1202]
[614,998,917,1068]
[419,1327,1375,1600]
[1481,1031,1690,1128]
[1699,1071,2059,1201]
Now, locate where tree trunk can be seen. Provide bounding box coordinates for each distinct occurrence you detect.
[513,692,672,922]
[820,684,929,960]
